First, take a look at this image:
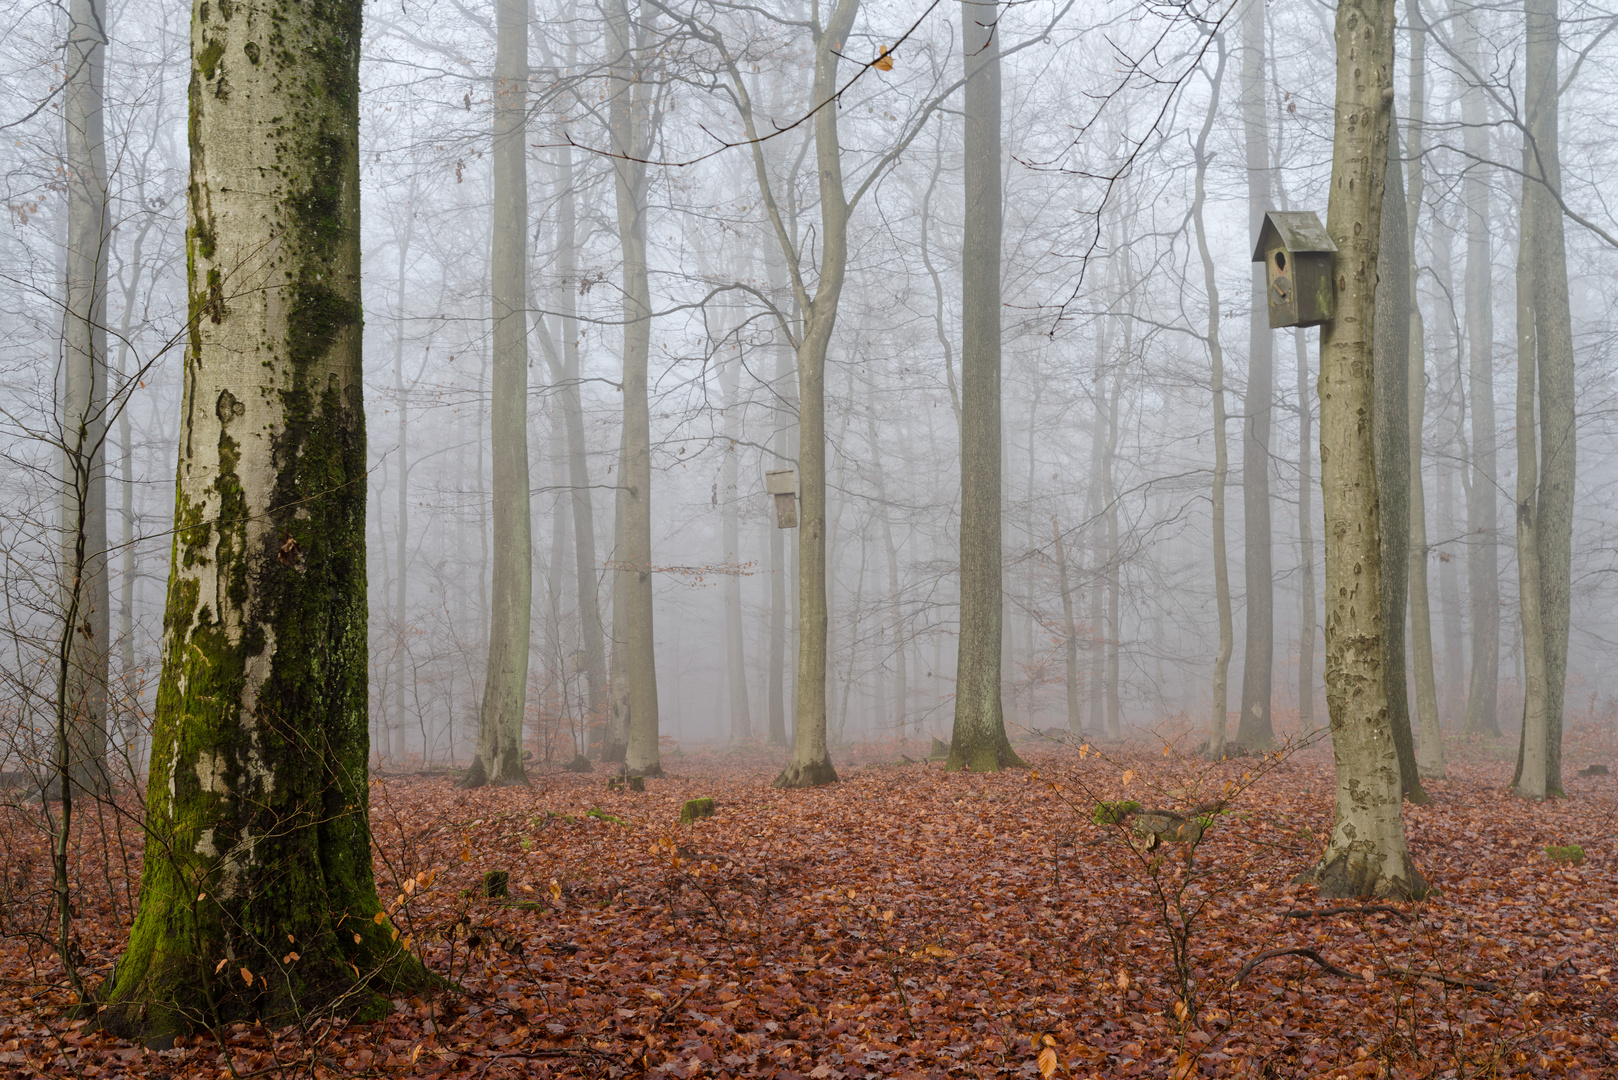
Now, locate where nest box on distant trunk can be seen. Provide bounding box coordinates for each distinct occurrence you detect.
[765,468,798,529]
[1251,211,1337,329]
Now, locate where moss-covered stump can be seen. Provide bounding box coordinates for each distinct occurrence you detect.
[482,870,511,898]
[1092,799,1141,826]
[563,754,592,773]
[679,798,716,824]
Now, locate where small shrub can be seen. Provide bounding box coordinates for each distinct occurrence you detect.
[1544,844,1585,864]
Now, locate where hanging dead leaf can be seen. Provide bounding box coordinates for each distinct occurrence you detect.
[873,47,894,71]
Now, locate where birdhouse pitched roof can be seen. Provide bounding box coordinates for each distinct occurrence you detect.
[1251,210,1337,263]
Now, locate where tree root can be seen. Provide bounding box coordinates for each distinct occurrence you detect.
[1235,948,1502,992]
[1283,904,1415,922]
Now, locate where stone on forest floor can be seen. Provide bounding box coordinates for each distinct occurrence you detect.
[564,754,592,773]
[1192,739,1249,760]
[1091,799,1141,825]
[928,738,950,761]
[482,870,510,898]
[1132,810,1205,844]
[1577,764,1609,777]
[680,797,716,824]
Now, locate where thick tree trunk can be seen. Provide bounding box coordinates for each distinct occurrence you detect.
[606,0,661,777]
[464,0,533,788]
[1237,0,1276,751]
[103,0,426,1037]
[1404,4,1444,778]
[1511,188,1549,801]
[1373,134,1427,803]
[1192,42,1234,759]
[1512,0,1574,798]
[1301,0,1424,899]
[950,0,1023,772]
[1455,2,1501,738]
[61,0,110,796]
[553,142,608,747]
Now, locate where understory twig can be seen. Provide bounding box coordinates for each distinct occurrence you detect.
[1235,948,1503,992]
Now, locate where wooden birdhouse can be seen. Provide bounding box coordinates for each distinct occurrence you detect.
[765,468,798,529]
[1251,211,1337,329]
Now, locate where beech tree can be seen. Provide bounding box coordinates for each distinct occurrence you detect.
[1301,0,1424,898]
[103,0,423,1035]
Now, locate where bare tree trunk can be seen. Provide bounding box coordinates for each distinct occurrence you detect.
[1431,205,1468,720]
[1193,37,1233,759]
[1295,328,1318,734]
[1302,0,1424,898]
[721,352,751,741]
[1052,519,1082,735]
[949,0,1023,772]
[553,141,607,747]
[391,219,413,767]
[1104,335,1125,739]
[1456,1,1501,738]
[1374,131,1429,803]
[1512,0,1574,798]
[606,0,661,777]
[61,0,110,795]
[1237,0,1276,751]
[463,0,532,788]
[604,421,631,762]
[1511,186,1549,801]
[103,0,429,1033]
[1405,1,1444,778]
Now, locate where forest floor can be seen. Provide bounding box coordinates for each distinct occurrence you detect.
[1,723,1615,1079]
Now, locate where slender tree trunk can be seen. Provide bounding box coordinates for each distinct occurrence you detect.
[1513,0,1573,798]
[553,141,607,747]
[949,0,1023,772]
[463,0,533,788]
[1085,337,1108,736]
[1104,340,1124,739]
[1296,328,1318,734]
[1193,39,1233,759]
[104,0,426,1035]
[1511,188,1549,801]
[1052,519,1082,735]
[391,224,412,767]
[721,352,751,740]
[866,399,908,734]
[1303,0,1424,898]
[764,240,796,748]
[606,0,661,776]
[1374,133,1428,803]
[1431,205,1468,720]
[1456,1,1501,738]
[1405,3,1444,777]
[1237,0,1276,751]
[62,0,110,795]
[604,421,631,762]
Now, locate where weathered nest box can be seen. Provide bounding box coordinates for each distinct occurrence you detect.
[1251,211,1337,329]
[765,468,798,529]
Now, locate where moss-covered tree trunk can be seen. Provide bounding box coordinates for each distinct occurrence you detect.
[1301,0,1424,899]
[101,0,423,1040]
[949,0,1023,773]
[464,0,532,788]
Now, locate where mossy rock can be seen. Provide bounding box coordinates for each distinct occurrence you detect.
[1544,844,1585,864]
[586,807,630,826]
[928,737,950,762]
[1092,799,1141,825]
[482,870,510,899]
[564,754,593,773]
[680,797,716,825]
[1132,810,1204,843]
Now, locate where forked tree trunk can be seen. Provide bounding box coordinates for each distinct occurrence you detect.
[1237,0,1276,751]
[1301,0,1424,899]
[103,0,426,1037]
[1192,36,1233,760]
[463,0,533,788]
[61,0,110,797]
[606,0,662,777]
[950,0,1024,772]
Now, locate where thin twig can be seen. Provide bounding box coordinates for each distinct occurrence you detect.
[1283,905,1415,923]
[1234,946,1359,983]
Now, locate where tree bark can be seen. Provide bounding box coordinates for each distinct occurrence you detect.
[1404,0,1444,778]
[606,0,662,777]
[1511,185,1549,801]
[1301,0,1424,899]
[1512,0,1574,799]
[1295,328,1318,734]
[61,0,110,796]
[1237,0,1276,751]
[720,352,751,741]
[1455,1,1501,738]
[463,0,533,788]
[1373,132,1428,804]
[1192,38,1234,760]
[949,0,1024,772]
[103,0,426,1036]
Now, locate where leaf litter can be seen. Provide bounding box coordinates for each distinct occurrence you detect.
[0,725,1614,1078]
